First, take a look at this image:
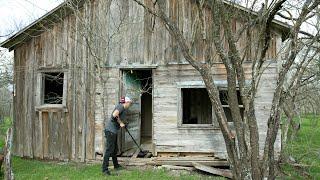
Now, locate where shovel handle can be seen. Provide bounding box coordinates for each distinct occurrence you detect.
[124,126,143,151]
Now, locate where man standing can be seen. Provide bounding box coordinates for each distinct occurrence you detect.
[102,96,132,175]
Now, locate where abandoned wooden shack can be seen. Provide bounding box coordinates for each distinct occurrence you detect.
[0,0,290,162]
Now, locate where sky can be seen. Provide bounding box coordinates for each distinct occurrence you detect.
[0,0,63,91]
[0,0,318,43]
[0,0,63,42]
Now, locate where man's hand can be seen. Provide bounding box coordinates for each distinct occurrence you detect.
[120,122,125,128]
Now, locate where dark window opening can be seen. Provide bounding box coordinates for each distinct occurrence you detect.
[182,88,212,124]
[43,72,64,104]
[219,89,244,122]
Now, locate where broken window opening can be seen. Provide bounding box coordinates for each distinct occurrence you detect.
[43,72,64,104]
[219,89,244,122]
[182,88,212,124]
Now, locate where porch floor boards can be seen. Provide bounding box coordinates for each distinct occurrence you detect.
[89,156,229,167]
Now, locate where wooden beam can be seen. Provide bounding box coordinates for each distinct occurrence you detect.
[35,105,68,112]
[88,157,229,169]
[153,157,229,167]
[154,156,225,161]
[161,165,195,171]
[131,148,141,159]
[192,162,233,179]
[153,160,229,167]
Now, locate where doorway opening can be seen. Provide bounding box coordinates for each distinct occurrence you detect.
[139,70,152,152]
[120,69,153,155]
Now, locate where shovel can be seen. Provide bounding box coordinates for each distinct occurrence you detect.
[124,125,150,158]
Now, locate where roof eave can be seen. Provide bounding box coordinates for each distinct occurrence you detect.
[0,0,292,51]
[0,0,86,51]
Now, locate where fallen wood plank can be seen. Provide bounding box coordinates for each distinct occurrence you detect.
[155,157,220,161]
[87,157,152,165]
[89,157,228,168]
[153,160,229,167]
[122,148,136,157]
[117,157,153,163]
[131,148,141,159]
[279,162,313,168]
[125,162,148,166]
[161,165,195,171]
[192,162,233,179]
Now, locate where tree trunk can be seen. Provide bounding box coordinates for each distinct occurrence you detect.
[4,127,14,180]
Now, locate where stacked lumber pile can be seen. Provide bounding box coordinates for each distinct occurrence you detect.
[92,155,233,178]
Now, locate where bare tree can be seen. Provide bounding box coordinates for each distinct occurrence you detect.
[280,37,320,162]
[0,48,13,122]
[130,0,319,179]
[1,0,318,178]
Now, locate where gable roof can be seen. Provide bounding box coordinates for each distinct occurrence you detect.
[0,0,290,51]
[0,0,86,51]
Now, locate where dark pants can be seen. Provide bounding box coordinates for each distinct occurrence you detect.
[102,130,119,172]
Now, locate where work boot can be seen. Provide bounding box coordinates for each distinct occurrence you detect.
[103,170,111,176]
[114,164,124,170]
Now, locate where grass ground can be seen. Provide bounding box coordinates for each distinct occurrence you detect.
[0,117,223,179]
[12,157,224,180]
[0,117,12,149]
[280,115,320,179]
[0,115,319,179]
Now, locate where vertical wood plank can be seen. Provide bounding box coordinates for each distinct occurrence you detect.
[48,112,54,160]
[42,112,49,159]
[53,112,61,159]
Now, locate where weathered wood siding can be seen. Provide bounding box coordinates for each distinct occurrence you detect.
[152,62,278,158]
[13,5,97,161]
[153,64,224,156]
[103,0,280,66]
[12,0,283,160]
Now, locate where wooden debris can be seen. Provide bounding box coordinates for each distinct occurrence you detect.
[121,148,136,157]
[95,152,103,157]
[114,157,152,166]
[157,152,214,157]
[125,162,148,166]
[131,148,141,159]
[279,162,312,168]
[161,165,195,171]
[155,157,221,161]
[153,157,229,167]
[192,162,233,179]
[89,156,230,171]
[145,152,153,158]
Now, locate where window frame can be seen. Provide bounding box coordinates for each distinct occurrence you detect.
[177,81,217,129]
[218,87,244,124]
[35,70,68,112]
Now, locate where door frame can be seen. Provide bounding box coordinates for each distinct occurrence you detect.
[118,68,155,154]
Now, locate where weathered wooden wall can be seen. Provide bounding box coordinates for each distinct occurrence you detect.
[103,0,280,66]
[12,0,283,160]
[13,3,97,161]
[152,62,279,158]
